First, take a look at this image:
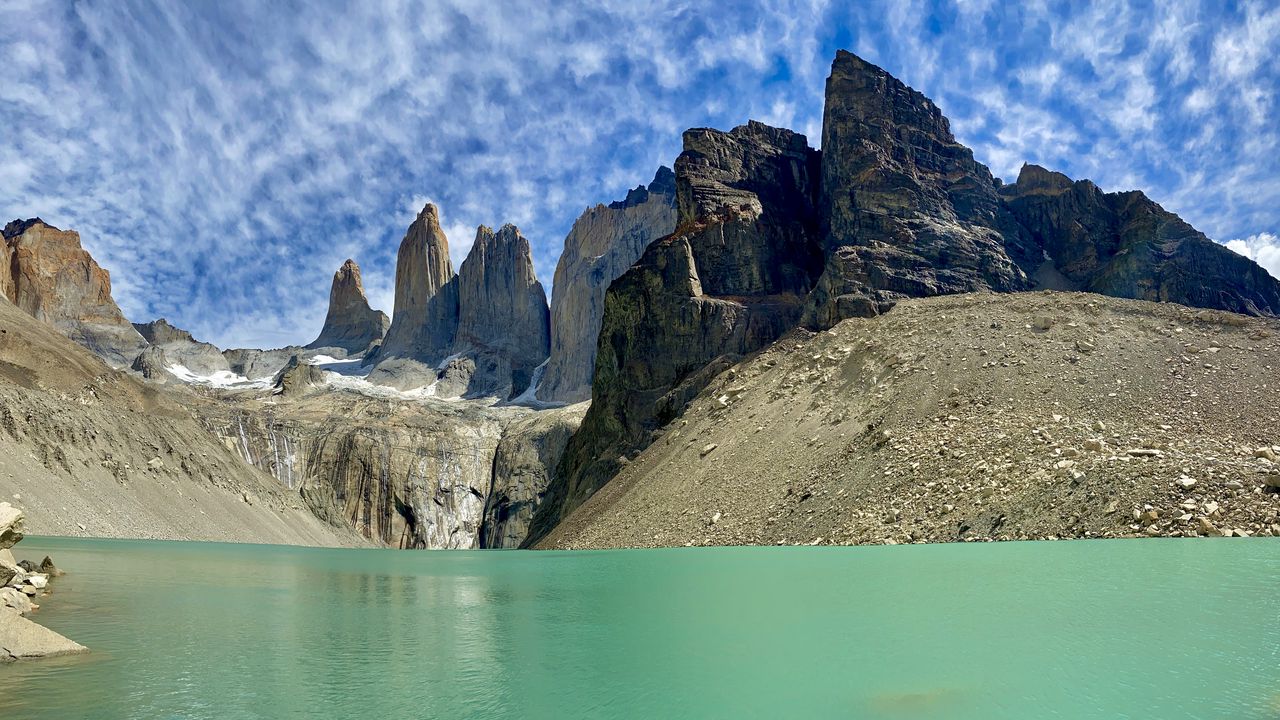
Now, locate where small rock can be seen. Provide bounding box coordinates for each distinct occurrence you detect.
[1127,448,1163,458]
[1198,517,1222,536]
[1084,439,1104,452]
[147,456,164,470]
[1175,476,1197,490]
[699,443,718,457]
[1031,316,1053,331]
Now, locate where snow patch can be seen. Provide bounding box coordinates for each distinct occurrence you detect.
[166,364,273,389]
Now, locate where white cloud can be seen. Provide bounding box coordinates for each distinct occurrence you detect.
[1225,233,1280,279]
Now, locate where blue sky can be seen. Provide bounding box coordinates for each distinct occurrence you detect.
[2,0,1278,349]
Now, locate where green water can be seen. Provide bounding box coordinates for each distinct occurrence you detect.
[1,537,1278,719]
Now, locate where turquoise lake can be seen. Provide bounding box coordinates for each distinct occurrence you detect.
[1,537,1278,719]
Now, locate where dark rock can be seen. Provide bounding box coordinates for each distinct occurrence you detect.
[539,167,678,403]
[526,121,823,545]
[805,50,1037,328]
[305,259,390,355]
[16,560,36,573]
[38,556,61,577]
[1002,163,1280,315]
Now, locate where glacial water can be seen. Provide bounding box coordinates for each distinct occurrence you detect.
[2,537,1278,719]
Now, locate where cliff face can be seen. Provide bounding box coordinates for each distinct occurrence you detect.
[450,225,550,398]
[1,219,147,367]
[1002,164,1280,315]
[526,121,824,544]
[373,204,460,378]
[201,395,583,549]
[368,205,552,398]
[538,167,678,404]
[806,50,1036,327]
[306,259,390,356]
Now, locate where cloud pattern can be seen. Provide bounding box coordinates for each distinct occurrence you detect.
[1,0,1277,348]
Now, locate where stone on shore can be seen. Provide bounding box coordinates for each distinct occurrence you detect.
[0,608,88,662]
[0,502,23,549]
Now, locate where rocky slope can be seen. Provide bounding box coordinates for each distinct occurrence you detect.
[1,219,146,367]
[539,292,1280,549]
[0,296,364,546]
[1002,164,1280,315]
[538,167,678,403]
[306,258,390,356]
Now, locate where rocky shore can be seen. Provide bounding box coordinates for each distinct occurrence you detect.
[0,502,86,662]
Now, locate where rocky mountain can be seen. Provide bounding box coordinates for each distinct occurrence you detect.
[306,259,390,356]
[449,224,550,398]
[0,294,362,546]
[538,167,678,403]
[133,318,231,376]
[524,50,1280,546]
[370,204,460,388]
[806,50,1038,328]
[1,219,146,367]
[538,292,1280,549]
[527,121,825,543]
[368,204,552,399]
[1001,164,1280,315]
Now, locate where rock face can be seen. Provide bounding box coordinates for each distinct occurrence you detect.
[538,168,678,403]
[1,218,146,366]
[1001,164,1280,315]
[806,50,1036,327]
[133,318,231,376]
[526,121,824,544]
[450,225,550,398]
[480,404,586,548]
[272,355,326,396]
[222,347,304,380]
[203,395,583,549]
[369,204,553,398]
[306,259,390,356]
[372,204,459,381]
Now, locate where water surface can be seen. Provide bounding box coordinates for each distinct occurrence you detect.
[2,537,1278,719]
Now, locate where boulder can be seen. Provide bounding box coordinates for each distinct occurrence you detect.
[39,556,62,577]
[0,503,22,549]
[272,355,326,397]
[305,258,390,355]
[0,607,88,660]
[1,218,148,366]
[539,167,678,403]
[0,589,34,615]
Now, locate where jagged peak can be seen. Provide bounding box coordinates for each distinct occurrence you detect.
[3,217,58,240]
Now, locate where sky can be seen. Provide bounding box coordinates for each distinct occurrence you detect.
[2,0,1278,349]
